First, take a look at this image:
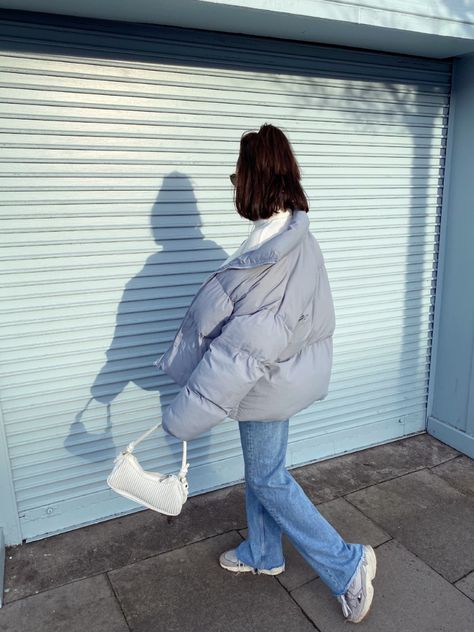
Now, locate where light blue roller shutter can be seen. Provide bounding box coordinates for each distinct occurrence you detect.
[0,11,451,543]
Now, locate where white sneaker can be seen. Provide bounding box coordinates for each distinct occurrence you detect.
[336,544,377,623]
[219,548,285,575]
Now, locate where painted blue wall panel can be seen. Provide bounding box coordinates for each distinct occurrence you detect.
[0,11,451,544]
[427,53,474,458]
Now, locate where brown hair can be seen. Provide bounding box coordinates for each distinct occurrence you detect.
[232,123,309,221]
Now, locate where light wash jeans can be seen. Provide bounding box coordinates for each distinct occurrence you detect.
[234,419,364,597]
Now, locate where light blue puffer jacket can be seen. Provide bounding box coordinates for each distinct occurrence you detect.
[154,209,336,441]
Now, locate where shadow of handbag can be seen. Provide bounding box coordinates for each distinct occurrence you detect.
[107,422,190,516]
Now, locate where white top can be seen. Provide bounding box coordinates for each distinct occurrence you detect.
[221,208,293,266]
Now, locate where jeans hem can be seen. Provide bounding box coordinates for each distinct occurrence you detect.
[234,544,284,571]
[333,545,365,597]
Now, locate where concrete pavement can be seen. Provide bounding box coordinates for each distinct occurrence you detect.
[1,432,473,632]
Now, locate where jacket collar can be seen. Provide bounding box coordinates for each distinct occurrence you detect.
[252,208,292,228]
[217,209,309,271]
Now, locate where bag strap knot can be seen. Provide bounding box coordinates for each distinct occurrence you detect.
[123,423,188,479]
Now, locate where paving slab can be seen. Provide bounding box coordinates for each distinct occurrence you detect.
[3,483,246,604]
[0,573,128,632]
[290,539,474,632]
[431,455,474,498]
[345,468,474,582]
[108,530,316,632]
[187,480,247,525]
[239,496,390,592]
[291,433,459,503]
[455,571,474,601]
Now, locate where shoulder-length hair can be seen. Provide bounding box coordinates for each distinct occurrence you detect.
[233,123,309,221]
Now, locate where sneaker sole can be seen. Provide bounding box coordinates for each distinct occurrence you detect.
[219,554,285,575]
[256,565,285,575]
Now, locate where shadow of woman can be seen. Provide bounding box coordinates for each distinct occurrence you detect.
[64,171,232,467]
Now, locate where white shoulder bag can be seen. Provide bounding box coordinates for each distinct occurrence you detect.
[107,423,190,516]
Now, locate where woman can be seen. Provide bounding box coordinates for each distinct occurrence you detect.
[154,123,377,623]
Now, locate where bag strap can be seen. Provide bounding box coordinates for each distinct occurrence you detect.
[123,423,189,482]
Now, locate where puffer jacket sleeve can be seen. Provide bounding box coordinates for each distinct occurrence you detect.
[161,308,292,441]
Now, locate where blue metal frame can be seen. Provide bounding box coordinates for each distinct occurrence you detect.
[426,55,474,458]
[0,397,22,545]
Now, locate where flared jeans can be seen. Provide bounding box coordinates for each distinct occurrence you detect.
[234,419,364,597]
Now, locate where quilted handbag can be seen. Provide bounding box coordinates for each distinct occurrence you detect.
[107,423,190,516]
